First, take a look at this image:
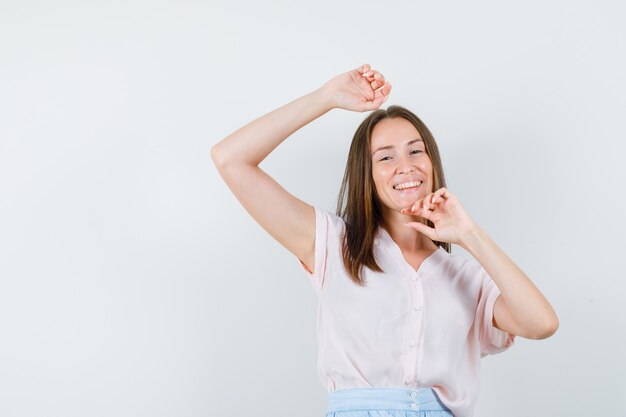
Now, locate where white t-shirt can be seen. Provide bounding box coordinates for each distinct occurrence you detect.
[297,206,516,417]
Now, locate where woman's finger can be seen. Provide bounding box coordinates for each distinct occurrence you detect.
[367,70,384,83]
[404,221,437,240]
[400,205,413,215]
[424,193,436,211]
[365,81,392,110]
[412,197,424,212]
[373,81,392,100]
[415,205,433,220]
[359,63,371,75]
[400,201,418,214]
[370,79,384,91]
[432,187,448,205]
[362,70,385,92]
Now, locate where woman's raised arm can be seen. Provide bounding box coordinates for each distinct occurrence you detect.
[211,64,391,274]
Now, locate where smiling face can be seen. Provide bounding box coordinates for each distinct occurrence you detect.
[370,117,434,215]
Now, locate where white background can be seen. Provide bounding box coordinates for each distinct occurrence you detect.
[1,1,625,416]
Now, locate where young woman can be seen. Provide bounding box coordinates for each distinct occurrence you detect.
[211,64,559,417]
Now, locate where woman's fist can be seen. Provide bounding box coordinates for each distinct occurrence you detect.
[318,64,392,112]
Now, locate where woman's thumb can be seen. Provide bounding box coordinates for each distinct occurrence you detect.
[363,95,388,111]
[405,222,435,240]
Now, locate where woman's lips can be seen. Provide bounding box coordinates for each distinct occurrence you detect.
[395,185,421,193]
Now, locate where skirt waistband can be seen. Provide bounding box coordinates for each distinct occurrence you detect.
[326,387,451,413]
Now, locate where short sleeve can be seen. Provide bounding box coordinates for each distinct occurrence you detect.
[297,206,329,289]
[475,268,516,357]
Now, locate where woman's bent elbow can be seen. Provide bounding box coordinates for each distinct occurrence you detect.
[534,317,559,339]
[211,144,227,169]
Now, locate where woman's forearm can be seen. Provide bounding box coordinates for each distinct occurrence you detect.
[461,227,559,338]
[211,88,334,168]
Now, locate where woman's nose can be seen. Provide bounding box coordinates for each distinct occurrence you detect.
[398,157,415,174]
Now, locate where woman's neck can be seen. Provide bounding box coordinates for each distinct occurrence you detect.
[382,211,438,253]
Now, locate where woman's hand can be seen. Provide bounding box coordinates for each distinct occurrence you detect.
[318,63,392,112]
[401,188,480,248]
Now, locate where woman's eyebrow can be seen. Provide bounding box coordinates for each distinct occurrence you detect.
[372,138,422,155]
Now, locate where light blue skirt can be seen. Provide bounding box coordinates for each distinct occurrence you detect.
[325,387,454,417]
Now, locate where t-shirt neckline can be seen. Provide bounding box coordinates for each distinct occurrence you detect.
[377,225,446,277]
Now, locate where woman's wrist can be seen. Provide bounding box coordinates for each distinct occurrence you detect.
[311,85,337,112]
[458,225,489,256]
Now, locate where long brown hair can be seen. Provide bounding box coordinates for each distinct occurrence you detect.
[335,105,450,286]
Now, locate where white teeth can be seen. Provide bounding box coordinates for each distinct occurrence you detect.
[394,180,422,190]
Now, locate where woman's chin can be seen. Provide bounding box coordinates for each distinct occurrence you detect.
[392,191,426,205]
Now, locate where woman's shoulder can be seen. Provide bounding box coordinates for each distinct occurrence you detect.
[437,249,484,276]
[311,205,346,235]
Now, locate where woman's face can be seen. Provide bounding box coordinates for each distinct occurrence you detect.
[370,117,433,213]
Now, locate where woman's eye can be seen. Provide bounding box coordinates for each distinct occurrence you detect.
[411,149,422,155]
[379,156,391,161]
